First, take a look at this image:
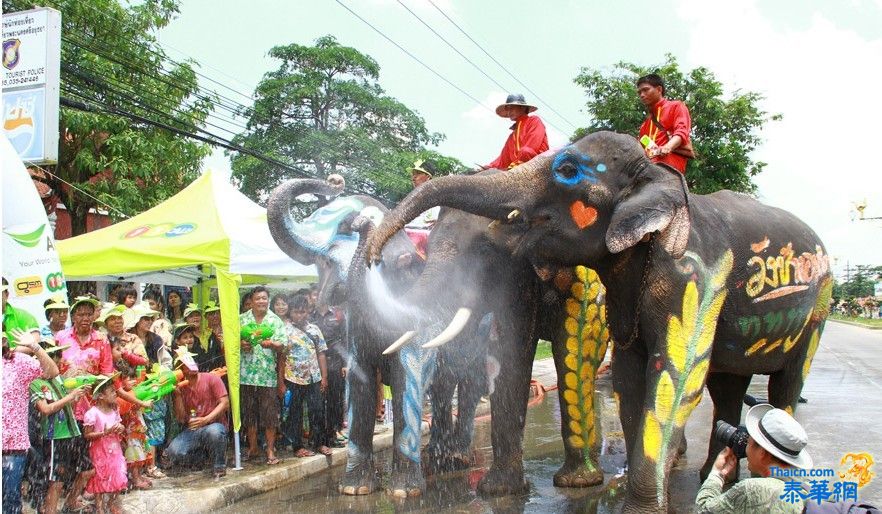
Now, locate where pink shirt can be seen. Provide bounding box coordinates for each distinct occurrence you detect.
[1,353,43,450]
[56,327,114,420]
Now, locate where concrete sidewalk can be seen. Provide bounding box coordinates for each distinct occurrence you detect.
[120,360,558,513]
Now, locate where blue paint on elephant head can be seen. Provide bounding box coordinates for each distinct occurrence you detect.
[291,196,384,280]
[552,146,607,186]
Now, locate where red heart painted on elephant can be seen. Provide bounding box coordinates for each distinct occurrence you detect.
[569,201,598,229]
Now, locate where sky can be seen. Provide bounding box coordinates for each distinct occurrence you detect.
[156,0,882,279]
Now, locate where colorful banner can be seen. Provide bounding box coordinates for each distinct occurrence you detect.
[2,133,67,324]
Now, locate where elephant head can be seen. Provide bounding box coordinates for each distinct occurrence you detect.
[267,175,416,307]
[367,131,690,269]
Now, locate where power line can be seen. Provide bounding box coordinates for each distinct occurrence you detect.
[426,0,579,132]
[333,0,494,115]
[70,0,257,105]
[23,160,129,219]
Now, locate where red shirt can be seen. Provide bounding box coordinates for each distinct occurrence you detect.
[180,372,229,429]
[486,115,549,170]
[56,327,114,420]
[638,98,692,173]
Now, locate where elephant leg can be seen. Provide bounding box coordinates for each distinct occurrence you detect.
[422,365,456,475]
[612,347,647,465]
[700,371,752,482]
[477,313,536,496]
[340,352,377,496]
[450,366,485,465]
[553,266,607,488]
[390,345,434,498]
[768,323,824,415]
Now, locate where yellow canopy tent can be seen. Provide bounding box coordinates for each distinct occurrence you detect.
[57,170,316,467]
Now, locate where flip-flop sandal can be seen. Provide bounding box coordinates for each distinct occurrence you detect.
[293,449,315,458]
[266,456,281,465]
[317,446,333,456]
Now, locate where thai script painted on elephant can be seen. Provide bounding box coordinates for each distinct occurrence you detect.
[552,146,607,186]
[745,242,830,303]
[738,306,813,339]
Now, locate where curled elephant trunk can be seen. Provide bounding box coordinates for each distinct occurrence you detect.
[366,155,553,264]
[267,177,346,264]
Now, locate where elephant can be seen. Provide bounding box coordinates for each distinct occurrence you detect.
[269,175,612,497]
[365,131,833,512]
[267,178,494,497]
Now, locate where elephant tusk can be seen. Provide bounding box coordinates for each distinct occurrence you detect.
[422,308,472,349]
[487,220,500,230]
[507,209,521,220]
[383,331,415,355]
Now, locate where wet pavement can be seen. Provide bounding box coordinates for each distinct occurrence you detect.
[118,320,880,513]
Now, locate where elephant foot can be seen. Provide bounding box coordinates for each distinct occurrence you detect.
[553,462,604,488]
[422,445,472,475]
[477,464,528,497]
[339,458,375,496]
[388,459,425,498]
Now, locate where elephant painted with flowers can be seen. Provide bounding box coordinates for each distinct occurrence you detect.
[366,131,832,512]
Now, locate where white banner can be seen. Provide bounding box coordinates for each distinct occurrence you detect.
[2,134,67,324]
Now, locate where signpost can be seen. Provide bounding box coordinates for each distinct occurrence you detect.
[2,7,61,164]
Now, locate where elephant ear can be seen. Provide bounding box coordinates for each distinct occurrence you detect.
[605,163,691,259]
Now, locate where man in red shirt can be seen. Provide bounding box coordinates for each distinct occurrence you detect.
[636,74,693,173]
[485,94,549,170]
[164,349,230,477]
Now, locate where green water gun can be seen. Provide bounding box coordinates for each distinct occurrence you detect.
[132,369,186,403]
[241,322,275,346]
[62,375,99,390]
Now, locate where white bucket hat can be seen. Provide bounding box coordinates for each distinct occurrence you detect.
[745,404,812,469]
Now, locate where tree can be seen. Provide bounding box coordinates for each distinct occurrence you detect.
[230,35,461,204]
[3,0,213,236]
[833,265,882,301]
[573,54,779,194]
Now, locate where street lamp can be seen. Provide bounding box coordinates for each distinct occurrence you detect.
[851,199,882,221]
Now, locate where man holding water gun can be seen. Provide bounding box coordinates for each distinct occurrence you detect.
[636,73,694,174]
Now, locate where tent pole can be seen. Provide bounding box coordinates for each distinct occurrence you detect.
[233,430,242,470]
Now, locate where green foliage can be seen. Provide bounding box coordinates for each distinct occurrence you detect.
[3,0,212,235]
[231,35,462,203]
[833,265,882,301]
[573,54,778,194]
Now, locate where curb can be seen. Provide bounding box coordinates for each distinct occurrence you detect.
[122,424,419,514]
[829,318,882,330]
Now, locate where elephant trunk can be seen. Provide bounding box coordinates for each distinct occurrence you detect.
[367,155,553,264]
[267,177,345,265]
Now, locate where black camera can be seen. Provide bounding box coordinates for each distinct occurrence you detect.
[713,420,749,459]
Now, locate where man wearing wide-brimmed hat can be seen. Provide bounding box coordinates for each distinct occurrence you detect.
[695,404,812,513]
[484,93,549,171]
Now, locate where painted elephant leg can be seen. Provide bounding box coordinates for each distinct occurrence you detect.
[389,343,435,497]
[450,365,486,464]
[612,347,646,467]
[340,348,378,495]
[699,371,752,482]
[768,322,824,414]
[477,303,537,496]
[553,266,607,488]
[623,251,732,513]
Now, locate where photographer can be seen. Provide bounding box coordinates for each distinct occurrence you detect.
[695,404,811,513]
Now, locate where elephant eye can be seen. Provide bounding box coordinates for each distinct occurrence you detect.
[555,162,578,180]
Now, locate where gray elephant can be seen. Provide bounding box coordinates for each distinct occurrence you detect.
[366,131,832,512]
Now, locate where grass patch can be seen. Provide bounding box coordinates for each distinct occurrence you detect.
[830,313,882,328]
[535,339,553,360]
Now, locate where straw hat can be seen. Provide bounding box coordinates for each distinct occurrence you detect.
[745,404,812,469]
[91,372,120,398]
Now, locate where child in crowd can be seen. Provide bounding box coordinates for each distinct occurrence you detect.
[282,294,331,457]
[29,342,92,514]
[110,338,152,489]
[83,375,127,514]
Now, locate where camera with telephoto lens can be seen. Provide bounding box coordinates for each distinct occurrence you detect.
[714,420,750,459]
